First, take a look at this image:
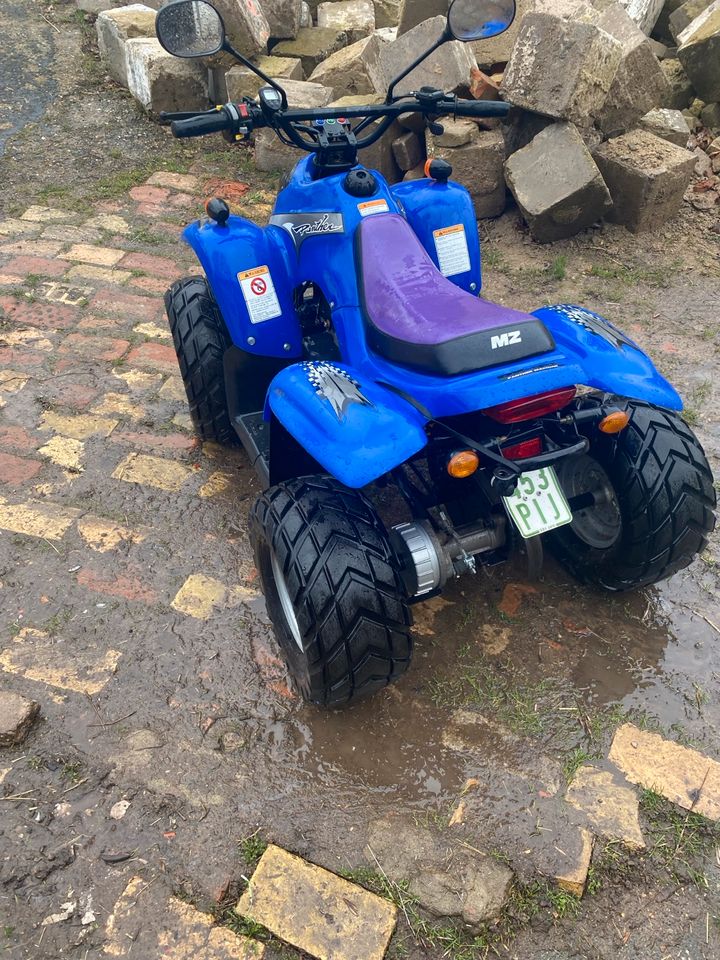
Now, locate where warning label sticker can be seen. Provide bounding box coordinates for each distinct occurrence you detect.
[433,224,471,277]
[237,265,282,325]
[358,199,390,217]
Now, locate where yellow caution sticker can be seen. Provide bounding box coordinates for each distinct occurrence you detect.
[237,265,282,324]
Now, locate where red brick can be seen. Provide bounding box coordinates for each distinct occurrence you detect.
[46,381,99,410]
[128,275,169,295]
[77,568,158,603]
[58,333,129,362]
[0,425,39,452]
[96,200,124,214]
[77,314,131,332]
[120,252,180,280]
[168,192,197,209]
[90,289,161,322]
[3,256,68,278]
[0,452,42,485]
[126,342,178,373]
[0,346,46,367]
[110,429,197,455]
[0,296,77,330]
[129,186,170,204]
[135,203,166,218]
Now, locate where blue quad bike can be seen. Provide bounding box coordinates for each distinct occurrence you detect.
[156,0,715,707]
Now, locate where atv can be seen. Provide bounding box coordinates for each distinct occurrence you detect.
[155,0,715,707]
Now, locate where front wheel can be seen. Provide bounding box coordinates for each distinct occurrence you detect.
[249,476,413,707]
[548,400,716,591]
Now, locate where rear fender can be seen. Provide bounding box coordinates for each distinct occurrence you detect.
[266,361,428,488]
[183,215,302,359]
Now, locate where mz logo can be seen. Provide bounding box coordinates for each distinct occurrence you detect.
[491,330,523,350]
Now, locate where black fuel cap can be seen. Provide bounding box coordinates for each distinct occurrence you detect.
[426,158,452,182]
[205,197,230,226]
[343,168,377,197]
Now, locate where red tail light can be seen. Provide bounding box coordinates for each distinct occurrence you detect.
[502,437,543,460]
[485,387,577,424]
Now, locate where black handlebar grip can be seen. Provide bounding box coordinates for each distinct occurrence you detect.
[445,100,511,118]
[170,111,232,138]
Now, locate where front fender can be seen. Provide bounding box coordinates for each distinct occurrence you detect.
[267,361,428,488]
[533,305,682,410]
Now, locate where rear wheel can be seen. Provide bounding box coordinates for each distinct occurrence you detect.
[549,400,716,590]
[165,276,237,445]
[249,476,412,707]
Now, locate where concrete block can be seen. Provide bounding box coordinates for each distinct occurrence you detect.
[594,4,672,135]
[96,4,156,88]
[237,845,397,960]
[317,0,375,43]
[501,9,624,125]
[264,0,303,39]
[126,38,209,114]
[374,0,402,28]
[702,101,720,129]
[504,122,612,241]
[397,0,446,34]
[309,34,383,97]
[0,692,40,746]
[502,108,554,156]
[669,0,714,40]
[374,25,398,41]
[273,26,349,73]
[226,55,304,100]
[211,0,270,60]
[255,80,334,170]
[374,16,475,97]
[428,126,507,218]
[392,130,424,169]
[300,1,312,26]
[616,0,666,33]
[566,765,645,849]
[594,127,695,231]
[660,57,696,107]
[677,0,720,102]
[639,106,691,143]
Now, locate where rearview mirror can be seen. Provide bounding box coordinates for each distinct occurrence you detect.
[155,0,225,58]
[447,0,516,41]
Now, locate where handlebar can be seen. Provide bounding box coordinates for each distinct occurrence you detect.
[161,94,511,152]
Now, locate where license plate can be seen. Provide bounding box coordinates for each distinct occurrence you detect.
[503,466,572,539]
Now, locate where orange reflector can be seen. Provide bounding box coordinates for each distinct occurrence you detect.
[447,449,480,478]
[599,410,630,434]
[424,158,434,178]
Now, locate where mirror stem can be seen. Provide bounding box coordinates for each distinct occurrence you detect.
[223,41,288,109]
[385,30,449,104]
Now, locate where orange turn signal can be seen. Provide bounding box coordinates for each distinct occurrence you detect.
[598,410,630,434]
[447,449,480,478]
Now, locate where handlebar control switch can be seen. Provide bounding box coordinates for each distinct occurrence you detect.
[205,197,231,227]
[425,158,452,182]
[416,86,446,108]
[343,168,377,197]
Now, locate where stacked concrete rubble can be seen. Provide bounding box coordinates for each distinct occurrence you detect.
[90,0,720,240]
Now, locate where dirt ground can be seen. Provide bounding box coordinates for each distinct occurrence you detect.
[1,2,720,959]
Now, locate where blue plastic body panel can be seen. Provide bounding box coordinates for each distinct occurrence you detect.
[391,178,482,293]
[185,154,683,486]
[183,216,302,358]
[267,361,428,488]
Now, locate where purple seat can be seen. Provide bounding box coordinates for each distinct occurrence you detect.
[357,214,554,377]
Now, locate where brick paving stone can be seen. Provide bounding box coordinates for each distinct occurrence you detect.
[120,252,180,280]
[237,845,397,960]
[3,256,68,278]
[0,274,23,286]
[21,205,81,224]
[66,264,132,284]
[76,314,129,332]
[0,692,41,746]
[0,497,80,540]
[0,452,42,485]
[0,370,29,395]
[77,515,146,552]
[158,376,187,402]
[170,574,254,619]
[0,239,64,257]
[135,202,166,218]
[129,185,171,204]
[0,346,46,368]
[0,219,41,237]
[113,369,164,391]
[38,435,85,472]
[61,243,126,267]
[91,289,161,321]
[46,381,99,410]
[127,342,179,373]
[39,411,118,440]
[146,171,200,192]
[198,471,233,498]
[128,275,169,295]
[112,452,192,491]
[565,765,645,849]
[0,425,39,452]
[168,192,198,209]
[134,321,171,340]
[110,429,196,455]
[0,329,53,352]
[0,295,78,330]
[58,332,129,362]
[41,224,103,244]
[92,393,146,420]
[91,214,132,235]
[77,568,158,603]
[1,627,121,695]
